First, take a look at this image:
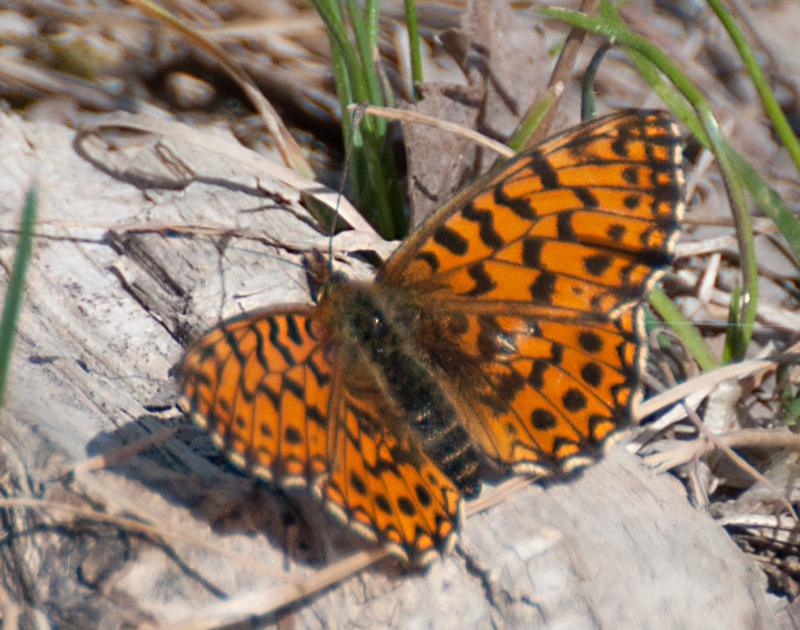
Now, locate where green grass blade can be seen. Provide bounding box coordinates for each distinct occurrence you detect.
[649,287,718,372]
[543,3,762,359]
[707,0,800,175]
[0,186,38,410]
[404,0,423,100]
[580,39,614,120]
[310,0,406,239]
[505,85,562,154]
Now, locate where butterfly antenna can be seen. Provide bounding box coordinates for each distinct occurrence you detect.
[328,101,369,274]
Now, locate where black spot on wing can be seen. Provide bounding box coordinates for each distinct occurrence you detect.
[284,425,303,445]
[495,183,536,219]
[415,251,440,273]
[556,211,576,241]
[375,493,393,515]
[529,271,557,303]
[622,166,638,184]
[528,360,547,389]
[434,224,469,256]
[521,237,543,269]
[572,186,599,209]
[463,202,505,249]
[267,318,294,366]
[464,262,497,297]
[578,331,603,354]
[397,496,416,517]
[350,470,368,495]
[528,149,560,189]
[623,194,640,210]
[531,408,557,430]
[285,315,302,345]
[580,362,603,387]
[562,388,587,412]
[415,484,432,507]
[606,223,626,242]
[583,253,613,277]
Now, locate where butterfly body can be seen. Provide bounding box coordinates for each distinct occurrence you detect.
[314,275,483,498]
[178,110,685,565]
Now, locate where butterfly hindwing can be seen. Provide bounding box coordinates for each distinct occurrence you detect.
[411,309,641,473]
[179,303,461,563]
[320,371,461,562]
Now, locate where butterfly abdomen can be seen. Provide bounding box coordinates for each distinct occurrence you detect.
[337,285,482,498]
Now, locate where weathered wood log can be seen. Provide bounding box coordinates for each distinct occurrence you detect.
[0,113,778,629]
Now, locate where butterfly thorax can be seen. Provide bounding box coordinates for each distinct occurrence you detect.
[317,280,482,498]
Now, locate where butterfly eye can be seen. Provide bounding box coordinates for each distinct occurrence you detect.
[359,310,387,341]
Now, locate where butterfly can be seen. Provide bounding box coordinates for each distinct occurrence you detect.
[177,109,685,566]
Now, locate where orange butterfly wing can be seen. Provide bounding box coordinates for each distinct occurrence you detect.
[379,109,684,472]
[179,305,461,563]
[322,360,461,561]
[179,310,330,485]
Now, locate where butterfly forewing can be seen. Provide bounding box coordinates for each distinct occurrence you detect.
[380,110,682,316]
[177,109,684,564]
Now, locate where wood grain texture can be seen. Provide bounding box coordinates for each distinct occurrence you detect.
[0,113,780,629]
